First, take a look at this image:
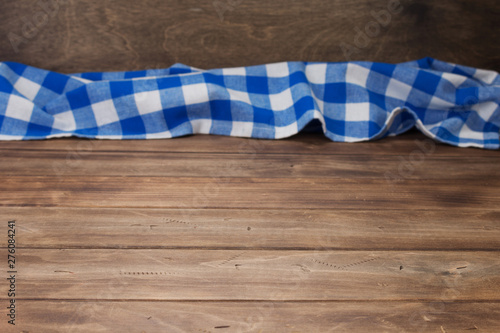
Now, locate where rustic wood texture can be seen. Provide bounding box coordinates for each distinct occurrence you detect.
[1,176,498,209]
[1,130,500,332]
[2,207,499,250]
[0,0,499,73]
[10,301,500,333]
[12,249,500,300]
[1,143,499,179]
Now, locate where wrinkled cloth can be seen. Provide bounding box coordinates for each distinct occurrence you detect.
[0,58,498,148]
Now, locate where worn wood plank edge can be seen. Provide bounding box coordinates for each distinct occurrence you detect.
[2,301,498,332]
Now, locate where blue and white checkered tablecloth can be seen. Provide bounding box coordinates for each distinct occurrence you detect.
[0,57,498,148]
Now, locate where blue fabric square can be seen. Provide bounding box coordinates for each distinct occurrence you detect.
[120,115,146,135]
[455,87,479,106]
[81,72,103,81]
[324,82,347,103]
[246,76,269,94]
[42,72,69,94]
[289,71,308,87]
[164,105,189,130]
[26,122,52,137]
[67,86,92,110]
[416,57,434,69]
[370,62,395,77]
[157,76,182,90]
[210,100,232,121]
[484,122,499,134]
[368,120,382,136]
[5,62,27,76]
[0,76,13,94]
[253,106,274,125]
[368,91,386,111]
[324,116,345,137]
[169,67,196,75]
[294,95,315,120]
[414,71,441,96]
[124,70,147,79]
[110,81,134,99]
[204,73,226,87]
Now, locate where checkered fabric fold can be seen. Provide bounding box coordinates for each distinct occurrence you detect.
[0,57,499,148]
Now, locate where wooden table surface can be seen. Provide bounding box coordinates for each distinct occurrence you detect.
[1,131,499,332]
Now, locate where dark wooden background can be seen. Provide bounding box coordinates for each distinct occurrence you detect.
[0,0,499,73]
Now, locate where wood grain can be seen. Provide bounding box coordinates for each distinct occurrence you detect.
[2,207,499,250]
[1,176,498,209]
[4,249,500,301]
[0,131,499,331]
[1,147,499,180]
[0,0,498,72]
[2,301,499,333]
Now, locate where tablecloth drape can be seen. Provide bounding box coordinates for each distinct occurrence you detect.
[0,58,498,148]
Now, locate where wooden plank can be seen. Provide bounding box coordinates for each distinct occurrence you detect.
[2,207,500,250]
[0,132,498,158]
[1,148,499,180]
[4,249,500,301]
[1,301,499,333]
[0,176,498,209]
[0,1,498,72]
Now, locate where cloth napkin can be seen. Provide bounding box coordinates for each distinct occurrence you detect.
[0,58,498,149]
